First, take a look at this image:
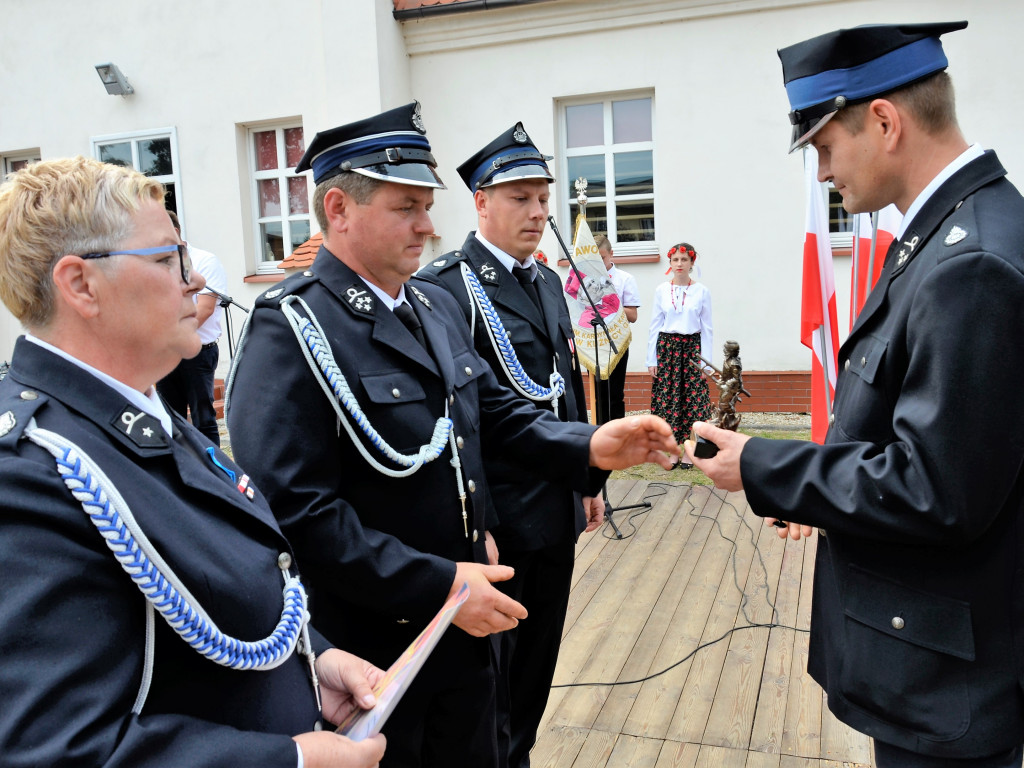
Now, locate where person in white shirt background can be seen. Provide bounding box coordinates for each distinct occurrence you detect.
[157,210,228,445]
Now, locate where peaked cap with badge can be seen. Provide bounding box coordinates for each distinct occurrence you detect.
[296,100,446,189]
[457,121,555,191]
[745,18,1024,761]
[778,21,967,152]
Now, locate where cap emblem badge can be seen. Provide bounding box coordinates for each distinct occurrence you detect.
[512,127,528,143]
[411,103,426,134]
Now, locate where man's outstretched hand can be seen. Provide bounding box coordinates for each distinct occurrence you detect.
[590,415,679,470]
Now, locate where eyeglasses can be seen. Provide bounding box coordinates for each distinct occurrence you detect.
[80,244,192,284]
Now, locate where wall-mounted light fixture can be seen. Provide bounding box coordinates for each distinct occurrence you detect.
[94,63,134,96]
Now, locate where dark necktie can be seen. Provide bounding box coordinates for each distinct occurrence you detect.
[393,302,427,349]
[512,265,542,311]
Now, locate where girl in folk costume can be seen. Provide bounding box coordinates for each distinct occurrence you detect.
[647,242,713,466]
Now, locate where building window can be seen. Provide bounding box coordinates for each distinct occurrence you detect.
[3,150,41,176]
[828,184,854,251]
[92,129,181,217]
[560,94,655,255]
[249,124,309,272]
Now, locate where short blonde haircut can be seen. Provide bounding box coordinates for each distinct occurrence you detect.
[0,156,164,328]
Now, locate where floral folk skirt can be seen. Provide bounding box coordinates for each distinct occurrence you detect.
[652,332,712,444]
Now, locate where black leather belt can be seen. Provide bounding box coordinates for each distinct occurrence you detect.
[201,341,219,349]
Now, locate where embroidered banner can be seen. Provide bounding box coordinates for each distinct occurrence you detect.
[563,215,631,380]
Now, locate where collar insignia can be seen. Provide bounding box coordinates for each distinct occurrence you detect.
[944,225,968,246]
[114,407,167,448]
[479,264,499,284]
[0,410,15,438]
[409,285,432,309]
[345,285,375,314]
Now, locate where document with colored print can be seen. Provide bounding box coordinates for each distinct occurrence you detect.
[335,582,470,740]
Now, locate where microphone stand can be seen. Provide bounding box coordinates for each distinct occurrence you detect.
[202,287,249,361]
[547,211,650,539]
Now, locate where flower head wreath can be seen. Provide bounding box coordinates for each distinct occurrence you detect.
[665,243,698,275]
[532,250,548,266]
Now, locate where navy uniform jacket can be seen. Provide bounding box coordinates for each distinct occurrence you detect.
[226,247,598,665]
[741,151,1024,757]
[418,234,607,552]
[0,339,323,768]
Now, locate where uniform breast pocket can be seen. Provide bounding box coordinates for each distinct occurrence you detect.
[832,334,894,444]
[452,350,486,433]
[839,564,973,741]
[500,314,534,345]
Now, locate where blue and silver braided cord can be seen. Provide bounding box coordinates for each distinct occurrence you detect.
[25,421,307,672]
[281,296,453,478]
[460,263,564,412]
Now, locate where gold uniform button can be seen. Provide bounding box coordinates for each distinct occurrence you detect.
[891,616,905,630]
[277,552,293,570]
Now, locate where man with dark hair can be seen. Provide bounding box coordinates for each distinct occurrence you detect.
[227,103,679,767]
[689,22,1024,766]
[417,122,602,768]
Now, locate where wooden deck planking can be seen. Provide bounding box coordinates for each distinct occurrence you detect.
[531,478,873,767]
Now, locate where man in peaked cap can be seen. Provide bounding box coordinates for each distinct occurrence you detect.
[418,122,604,768]
[227,103,680,766]
[688,22,1024,766]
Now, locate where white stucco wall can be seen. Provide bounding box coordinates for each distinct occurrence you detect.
[405,0,1024,372]
[1,0,1020,378]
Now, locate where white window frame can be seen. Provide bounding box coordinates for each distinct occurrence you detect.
[2,150,41,177]
[92,127,182,222]
[827,183,854,251]
[558,92,656,256]
[247,123,309,274]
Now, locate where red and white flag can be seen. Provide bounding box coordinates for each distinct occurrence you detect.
[849,204,901,328]
[801,149,839,444]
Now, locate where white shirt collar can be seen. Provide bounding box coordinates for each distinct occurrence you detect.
[897,143,985,238]
[24,334,174,436]
[474,231,536,275]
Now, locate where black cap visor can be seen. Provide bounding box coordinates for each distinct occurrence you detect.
[789,109,839,153]
[353,163,446,189]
